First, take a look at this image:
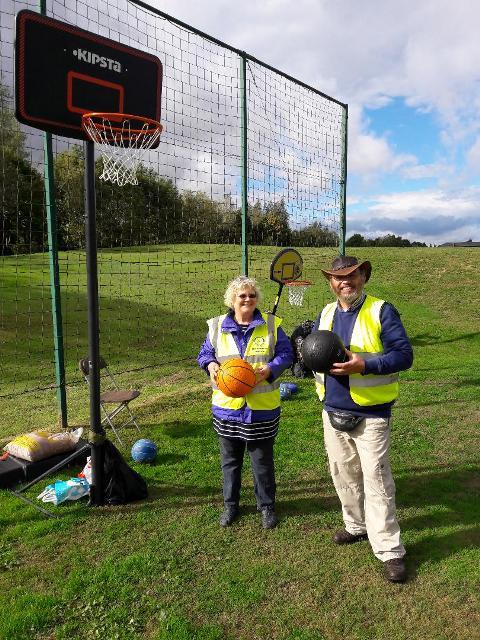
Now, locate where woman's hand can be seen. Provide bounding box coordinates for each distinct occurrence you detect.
[255,364,272,383]
[207,362,220,383]
[329,350,365,375]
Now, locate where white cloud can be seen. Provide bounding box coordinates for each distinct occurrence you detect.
[360,189,478,217]
[347,106,418,179]
[154,0,480,186]
[464,137,480,177]
[400,162,452,181]
[136,1,480,242]
[5,0,479,242]
[348,187,480,244]
[348,132,414,178]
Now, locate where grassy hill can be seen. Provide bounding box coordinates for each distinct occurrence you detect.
[0,246,479,639]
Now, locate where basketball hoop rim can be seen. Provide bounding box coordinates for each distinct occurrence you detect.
[82,112,163,137]
[285,280,312,286]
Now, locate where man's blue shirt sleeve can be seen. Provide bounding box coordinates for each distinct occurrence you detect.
[363,303,413,375]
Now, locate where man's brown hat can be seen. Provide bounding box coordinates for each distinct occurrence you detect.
[321,256,372,282]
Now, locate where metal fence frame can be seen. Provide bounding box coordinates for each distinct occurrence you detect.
[3,0,348,426]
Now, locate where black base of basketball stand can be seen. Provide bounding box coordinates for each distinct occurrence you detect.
[9,443,91,518]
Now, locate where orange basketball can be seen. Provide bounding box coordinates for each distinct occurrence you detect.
[217,358,257,398]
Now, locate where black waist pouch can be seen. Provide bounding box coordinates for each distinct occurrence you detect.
[328,411,364,432]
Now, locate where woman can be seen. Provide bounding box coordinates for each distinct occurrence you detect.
[197,276,293,528]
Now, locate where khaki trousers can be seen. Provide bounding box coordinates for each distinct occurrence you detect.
[323,410,405,561]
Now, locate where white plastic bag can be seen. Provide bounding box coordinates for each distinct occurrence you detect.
[79,457,92,485]
[37,477,90,506]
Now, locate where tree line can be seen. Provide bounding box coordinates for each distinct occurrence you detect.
[346,233,427,247]
[0,80,335,254]
[0,83,45,255]
[52,145,340,250]
[1,116,338,254]
[1,81,424,255]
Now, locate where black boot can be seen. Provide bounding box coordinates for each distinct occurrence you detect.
[260,506,278,529]
[219,506,239,527]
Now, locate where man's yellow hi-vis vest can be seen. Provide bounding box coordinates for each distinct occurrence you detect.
[315,295,399,406]
[208,312,282,411]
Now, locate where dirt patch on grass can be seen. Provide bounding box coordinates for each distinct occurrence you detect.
[138,381,210,415]
[155,370,193,386]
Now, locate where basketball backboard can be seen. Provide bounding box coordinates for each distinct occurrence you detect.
[15,10,162,142]
[270,248,303,284]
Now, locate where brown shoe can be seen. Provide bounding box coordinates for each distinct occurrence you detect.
[384,558,407,583]
[333,529,368,545]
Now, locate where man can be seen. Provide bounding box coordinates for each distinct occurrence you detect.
[314,256,413,583]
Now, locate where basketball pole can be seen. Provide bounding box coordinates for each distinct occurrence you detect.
[84,141,106,506]
[271,283,284,316]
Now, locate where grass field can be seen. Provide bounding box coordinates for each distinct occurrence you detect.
[0,246,479,640]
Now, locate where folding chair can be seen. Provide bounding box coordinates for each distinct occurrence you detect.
[79,357,141,445]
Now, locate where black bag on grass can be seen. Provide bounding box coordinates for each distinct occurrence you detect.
[290,319,315,378]
[103,440,148,505]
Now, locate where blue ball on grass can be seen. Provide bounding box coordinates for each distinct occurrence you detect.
[279,383,292,400]
[131,439,157,463]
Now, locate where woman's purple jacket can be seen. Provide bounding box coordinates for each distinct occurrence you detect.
[197,309,293,424]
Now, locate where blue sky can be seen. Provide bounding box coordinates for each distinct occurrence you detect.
[3,0,478,244]
[152,0,480,245]
[362,99,439,188]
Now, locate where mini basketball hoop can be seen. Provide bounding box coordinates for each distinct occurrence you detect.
[285,280,312,306]
[82,112,163,186]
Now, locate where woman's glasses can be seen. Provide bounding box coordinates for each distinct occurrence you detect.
[238,292,257,299]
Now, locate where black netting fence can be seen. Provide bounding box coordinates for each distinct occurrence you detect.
[1,0,346,426]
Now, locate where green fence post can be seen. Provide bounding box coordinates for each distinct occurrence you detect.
[40,0,67,428]
[240,52,248,275]
[339,104,348,256]
[44,133,67,428]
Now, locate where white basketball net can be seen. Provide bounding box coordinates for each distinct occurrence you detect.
[286,281,312,306]
[82,114,162,187]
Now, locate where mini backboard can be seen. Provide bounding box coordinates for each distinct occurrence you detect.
[15,10,162,144]
[270,248,303,284]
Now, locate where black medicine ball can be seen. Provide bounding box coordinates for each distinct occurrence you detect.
[300,330,348,373]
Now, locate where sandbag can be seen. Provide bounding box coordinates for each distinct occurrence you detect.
[4,428,83,462]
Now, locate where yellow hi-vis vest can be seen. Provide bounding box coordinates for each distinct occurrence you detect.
[314,295,399,406]
[208,312,282,411]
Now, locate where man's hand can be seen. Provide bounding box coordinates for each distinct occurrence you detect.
[329,350,365,375]
[255,364,272,383]
[207,362,220,383]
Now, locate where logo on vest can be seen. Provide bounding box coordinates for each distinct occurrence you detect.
[249,336,268,355]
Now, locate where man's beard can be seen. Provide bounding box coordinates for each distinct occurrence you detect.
[339,287,363,305]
